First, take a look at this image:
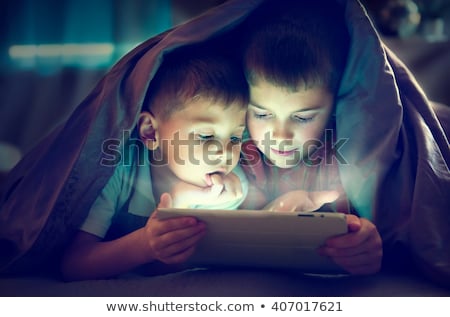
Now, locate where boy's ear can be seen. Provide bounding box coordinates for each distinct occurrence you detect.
[138,112,159,150]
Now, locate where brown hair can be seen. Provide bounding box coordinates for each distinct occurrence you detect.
[243,0,349,93]
[144,43,249,120]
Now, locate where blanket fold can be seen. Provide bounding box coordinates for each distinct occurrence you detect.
[1,0,449,286]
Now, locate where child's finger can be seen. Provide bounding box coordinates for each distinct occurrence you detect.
[308,190,339,210]
[210,173,224,185]
[151,216,200,237]
[149,193,174,221]
[149,192,173,219]
[326,215,373,248]
[346,214,361,232]
[147,193,172,223]
[268,199,295,212]
[158,227,206,259]
[319,234,380,257]
[209,184,224,197]
[209,173,224,196]
[162,245,198,264]
[222,173,242,197]
[158,192,173,209]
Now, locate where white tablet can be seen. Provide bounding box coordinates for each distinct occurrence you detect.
[157,208,348,273]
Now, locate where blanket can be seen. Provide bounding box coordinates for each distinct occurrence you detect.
[1,0,449,287]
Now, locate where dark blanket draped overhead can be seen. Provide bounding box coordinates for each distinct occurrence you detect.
[1,0,449,286]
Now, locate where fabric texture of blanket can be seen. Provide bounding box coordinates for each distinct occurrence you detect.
[0,0,449,286]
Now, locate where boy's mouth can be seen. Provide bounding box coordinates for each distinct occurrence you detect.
[270,148,298,157]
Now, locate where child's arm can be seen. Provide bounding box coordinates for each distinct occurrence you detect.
[318,214,383,275]
[61,193,206,281]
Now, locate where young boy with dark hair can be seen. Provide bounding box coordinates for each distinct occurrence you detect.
[240,0,383,275]
[61,44,249,281]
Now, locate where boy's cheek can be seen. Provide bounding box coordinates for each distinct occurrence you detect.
[246,125,266,143]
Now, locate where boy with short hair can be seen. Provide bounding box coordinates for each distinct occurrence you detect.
[61,44,249,281]
[240,0,383,275]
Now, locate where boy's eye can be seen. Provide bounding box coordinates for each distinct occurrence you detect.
[197,134,214,141]
[252,110,272,120]
[230,136,242,144]
[292,114,315,123]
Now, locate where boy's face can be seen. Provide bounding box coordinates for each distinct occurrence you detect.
[247,80,334,168]
[155,98,246,187]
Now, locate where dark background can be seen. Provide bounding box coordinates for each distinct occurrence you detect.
[0,0,449,166]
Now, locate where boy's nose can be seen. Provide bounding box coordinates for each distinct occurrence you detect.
[211,142,224,155]
[207,142,225,159]
[210,140,238,163]
[272,123,294,140]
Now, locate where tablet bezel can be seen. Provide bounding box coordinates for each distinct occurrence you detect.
[157,208,348,273]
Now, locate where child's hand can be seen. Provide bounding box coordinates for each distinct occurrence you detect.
[318,215,382,275]
[144,193,206,264]
[263,190,339,212]
[171,172,243,208]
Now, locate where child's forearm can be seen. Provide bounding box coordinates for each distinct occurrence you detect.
[61,229,155,281]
